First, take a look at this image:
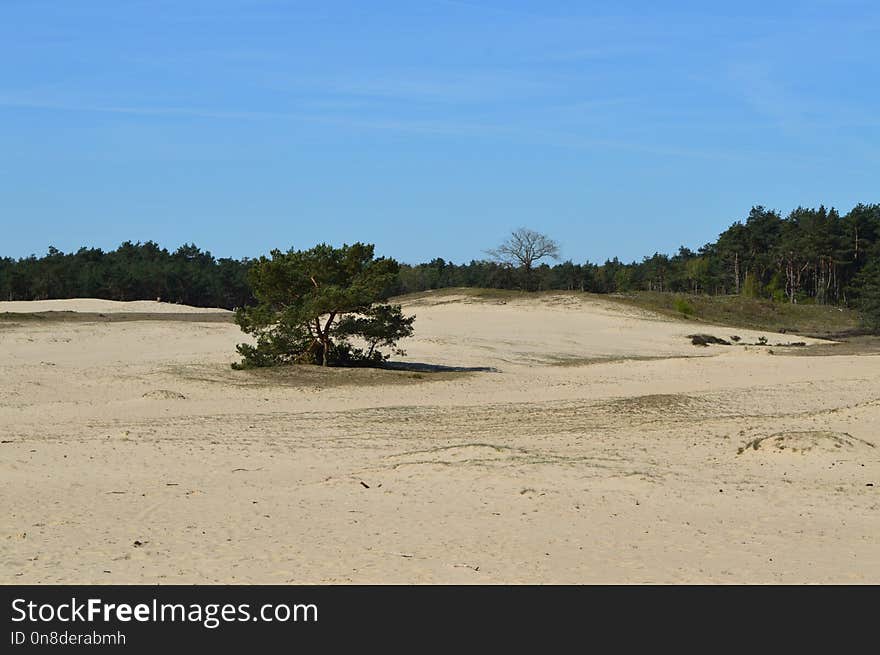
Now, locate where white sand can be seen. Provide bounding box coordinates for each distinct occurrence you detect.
[1,293,877,583]
[0,298,231,314]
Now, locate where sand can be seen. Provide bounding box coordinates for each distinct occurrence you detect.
[0,298,232,314]
[1,292,878,583]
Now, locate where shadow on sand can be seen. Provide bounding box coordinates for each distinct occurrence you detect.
[383,361,498,374]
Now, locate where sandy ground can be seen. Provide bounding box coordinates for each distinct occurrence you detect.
[0,298,231,314]
[1,292,878,583]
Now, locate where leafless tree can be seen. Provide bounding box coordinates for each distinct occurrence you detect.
[486,228,560,275]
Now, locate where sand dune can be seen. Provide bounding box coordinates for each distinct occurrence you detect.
[0,298,231,314]
[1,293,877,583]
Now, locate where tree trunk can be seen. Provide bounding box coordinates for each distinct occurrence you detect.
[734,252,740,294]
[319,312,337,366]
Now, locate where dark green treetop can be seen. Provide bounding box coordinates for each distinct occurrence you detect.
[233,243,414,367]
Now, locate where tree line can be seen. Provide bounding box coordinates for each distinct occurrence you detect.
[2,203,879,321]
[0,241,255,309]
[398,204,880,310]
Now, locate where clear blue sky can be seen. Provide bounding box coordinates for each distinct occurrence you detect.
[2,1,878,264]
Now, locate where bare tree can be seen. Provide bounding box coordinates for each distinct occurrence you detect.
[486,228,560,283]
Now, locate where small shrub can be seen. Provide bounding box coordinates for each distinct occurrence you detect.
[742,272,763,298]
[688,334,730,346]
[673,297,695,316]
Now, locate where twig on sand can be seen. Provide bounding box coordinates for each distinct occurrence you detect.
[453,563,480,572]
[232,467,264,473]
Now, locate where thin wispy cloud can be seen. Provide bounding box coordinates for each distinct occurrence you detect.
[268,71,555,104]
[430,0,548,20]
[527,44,658,63]
[0,98,289,122]
[0,95,507,136]
[0,94,784,163]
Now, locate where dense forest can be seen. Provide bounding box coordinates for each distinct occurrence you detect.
[2,204,879,326]
[0,242,255,309]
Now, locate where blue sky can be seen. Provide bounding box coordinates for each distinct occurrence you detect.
[1,0,878,264]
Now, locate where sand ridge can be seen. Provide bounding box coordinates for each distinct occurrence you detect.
[0,298,232,314]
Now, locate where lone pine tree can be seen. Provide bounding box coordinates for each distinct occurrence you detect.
[233,243,414,368]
